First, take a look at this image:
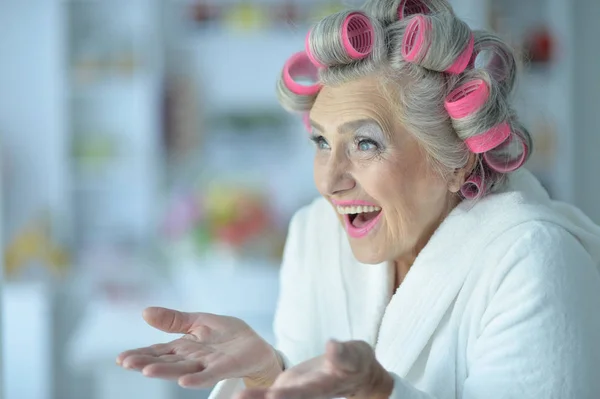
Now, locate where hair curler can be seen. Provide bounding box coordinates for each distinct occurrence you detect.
[468,40,513,84]
[483,130,529,173]
[463,122,511,154]
[401,15,431,63]
[461,174,483,200]
[342,12,375,59]
[306,12,375,68]
[282,51,322,96]
[445,79,511,153]
[398,0,431,20]
[444,79,489,119]
[401,15,473,74]
[445,33,474,74]
[305,31,326,69]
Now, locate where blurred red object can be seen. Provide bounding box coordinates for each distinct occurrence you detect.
[272,1,300,25]
[190,1,220,23]
[215,197,271,247]
[525,27,554,64]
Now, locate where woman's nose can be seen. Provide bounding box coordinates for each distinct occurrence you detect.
[315,154,355,196]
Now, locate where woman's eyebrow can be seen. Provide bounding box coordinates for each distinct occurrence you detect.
[339,119,378,134]
[309,119,325,132]
[309,118,381,134]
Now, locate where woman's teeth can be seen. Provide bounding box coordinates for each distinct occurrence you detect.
[336,205,382,215]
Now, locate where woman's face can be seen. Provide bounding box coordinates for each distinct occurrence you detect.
[309,75,458,265]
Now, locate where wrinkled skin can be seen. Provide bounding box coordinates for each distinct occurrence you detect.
[237,340,394,399]
[116,307,282,388]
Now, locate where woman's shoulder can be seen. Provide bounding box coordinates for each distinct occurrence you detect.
[477,220,600,307]
[459,169,600,283]
[493,221,594,267]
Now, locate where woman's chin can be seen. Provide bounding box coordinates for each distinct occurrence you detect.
[348,242,387,265]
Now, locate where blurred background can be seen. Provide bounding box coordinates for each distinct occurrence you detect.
[0,0,598,398]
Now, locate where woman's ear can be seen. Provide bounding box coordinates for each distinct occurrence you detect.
[448,154,477,193]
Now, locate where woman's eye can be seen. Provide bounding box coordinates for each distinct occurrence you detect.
[357,139,378,152]
[310,135,330,150]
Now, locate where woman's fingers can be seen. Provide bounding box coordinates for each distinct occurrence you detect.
[143,307,197,334]
[142,359,205,379]
[122,354,182,370]
[117,349,149,366]
[269,371,340,399]
[325,340,365,373]
[178,367,225,389]
[116,343,173,365]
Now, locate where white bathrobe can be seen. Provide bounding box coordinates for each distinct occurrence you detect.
[209,170,600,399]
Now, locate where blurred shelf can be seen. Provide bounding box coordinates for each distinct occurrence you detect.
[69,79,145,101]
[64,0,165,246]
[176,29,306,112]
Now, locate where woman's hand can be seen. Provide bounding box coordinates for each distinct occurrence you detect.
[237,340,394,399]
[116,307,282,389]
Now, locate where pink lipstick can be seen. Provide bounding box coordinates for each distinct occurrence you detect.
[331,200,383,239]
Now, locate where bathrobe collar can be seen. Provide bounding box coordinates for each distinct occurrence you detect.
[330,171,564,376]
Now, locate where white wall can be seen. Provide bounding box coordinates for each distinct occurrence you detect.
[450,0,490,30]
[571,0,600,223]
[0,3,67,399]
[0,138,5,399]
[2,283,52,399]
[0,0,69,243]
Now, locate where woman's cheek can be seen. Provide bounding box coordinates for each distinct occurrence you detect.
[313,155,329,195]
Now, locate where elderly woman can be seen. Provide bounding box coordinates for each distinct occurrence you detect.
[117,0,600,398]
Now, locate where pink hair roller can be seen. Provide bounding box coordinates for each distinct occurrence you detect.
[468,46,510,82]
[483,132,529,173]
[342,12,375,60]
[445,33,474,74]
[282,51,323,96]
[461,174,483,200]
[398,0,431,20]
[445,79,512,154]
[305,12,374,68]
[402,16,473,75]
[444,79,489,119]
[401,15,431,63]
[464,122,511,154]
[305,30,326,69]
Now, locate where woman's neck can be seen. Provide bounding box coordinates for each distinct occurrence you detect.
[393,194,461,289]
[393,258,414,288]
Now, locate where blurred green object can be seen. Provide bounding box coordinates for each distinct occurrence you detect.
[192,224,212,252]
[208,109,288,134]
[71,134,118,168]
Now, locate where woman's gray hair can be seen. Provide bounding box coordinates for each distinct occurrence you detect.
[276,0,531,196]
[362,0,454,26]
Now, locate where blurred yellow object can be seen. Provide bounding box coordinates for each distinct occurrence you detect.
[4,216,70,279]
[223,3,269,31]
[204,186,240,225]
[311,2,346,20]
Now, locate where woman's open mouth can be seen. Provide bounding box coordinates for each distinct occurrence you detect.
[334,202,383,239]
